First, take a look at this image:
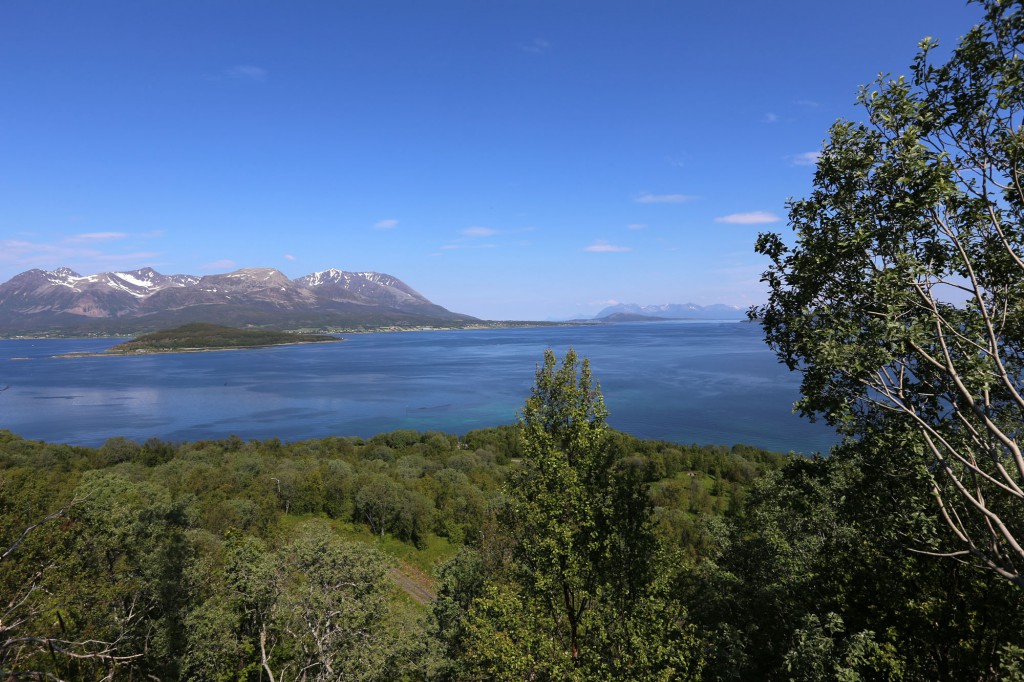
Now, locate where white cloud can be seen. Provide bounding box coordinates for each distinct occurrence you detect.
[634,193,695,204]
[714,211,782,225]
[763,112,780,123]
[519,38,550,55]
[583,241,632,253]
[374,219,399,230]
[792,151,821,166]
[462,226,499,237]
[283,254,296,261]
[224,65,267,82]
[626,223,646,230]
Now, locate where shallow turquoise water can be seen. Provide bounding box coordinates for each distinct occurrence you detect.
[0,321,837,453]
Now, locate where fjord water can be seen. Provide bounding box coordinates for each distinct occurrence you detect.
[1,321,838,453]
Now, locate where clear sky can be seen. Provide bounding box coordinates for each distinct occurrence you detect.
[0,1,983,320]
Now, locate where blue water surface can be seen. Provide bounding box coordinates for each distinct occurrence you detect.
[0,321,838,453]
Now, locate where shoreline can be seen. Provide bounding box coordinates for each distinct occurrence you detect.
[4,320,592,343]
[54,338,346,358]
[3,318,748,345]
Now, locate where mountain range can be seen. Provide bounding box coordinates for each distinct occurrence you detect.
[0,266,476,335]
[593,302,747,320]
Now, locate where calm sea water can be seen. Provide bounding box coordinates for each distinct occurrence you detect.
[0,321,838,453]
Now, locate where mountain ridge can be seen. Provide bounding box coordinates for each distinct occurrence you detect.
[0,266,476,335]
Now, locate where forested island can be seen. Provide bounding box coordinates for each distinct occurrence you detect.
[106,323,342,354]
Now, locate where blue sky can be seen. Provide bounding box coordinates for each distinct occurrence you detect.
[0,1,982,320]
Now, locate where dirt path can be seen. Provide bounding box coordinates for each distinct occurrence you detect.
[390,567,436,605]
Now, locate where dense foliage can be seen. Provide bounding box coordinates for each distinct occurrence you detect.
[448,349,703,681]
[109,323,340,353]
[0,409,781,680]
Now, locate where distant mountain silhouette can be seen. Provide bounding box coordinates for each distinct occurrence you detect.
[594,302,746,320]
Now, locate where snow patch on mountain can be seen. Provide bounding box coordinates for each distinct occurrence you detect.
[112,271,158,288]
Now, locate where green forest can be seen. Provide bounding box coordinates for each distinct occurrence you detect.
[5,0,1024,679]
[0,359,784,681]
[107,324,341,354]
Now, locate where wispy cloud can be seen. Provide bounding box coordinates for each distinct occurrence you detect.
[66,231,129,242]
[224,65,267,82]
[462,226,499,237]
[440,243,496,250]
[374,219,399,230]
[634,193,696,204]
[441,225,533,252]
[715,211,782,225]
[201,259,236,271]
[791,151,821,166]
[518,38,550,55]
[626,223,646,230]
[763,112,780,123]
[96,251,161,263]
[283,254,296,261]
[583,241,632,253]
[0,232,163,274]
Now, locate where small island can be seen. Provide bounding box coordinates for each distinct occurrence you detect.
[105,323,343,355]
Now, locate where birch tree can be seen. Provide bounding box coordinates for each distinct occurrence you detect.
[755,0,1024,585]
[462,349,702,680]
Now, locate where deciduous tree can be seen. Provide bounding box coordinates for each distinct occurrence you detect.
[459,349,702,680]
[755,0,1024,586]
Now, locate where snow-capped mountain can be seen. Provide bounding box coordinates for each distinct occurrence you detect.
[594,302,747,320]
[294,269,455,317]
[0,266,474,334]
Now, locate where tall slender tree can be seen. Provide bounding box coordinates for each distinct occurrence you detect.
[511,347,612,666]
[459,349,701,681]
